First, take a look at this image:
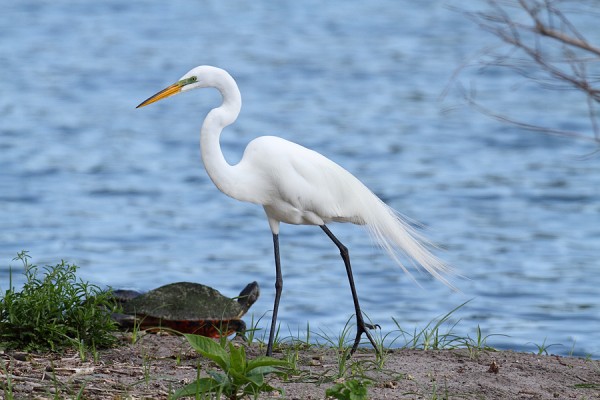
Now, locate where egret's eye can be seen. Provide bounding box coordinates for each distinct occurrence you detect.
[179,76,198,86]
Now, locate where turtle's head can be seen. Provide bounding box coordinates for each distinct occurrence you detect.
[237,281,260,310]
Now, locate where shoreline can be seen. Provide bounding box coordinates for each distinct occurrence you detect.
[1,334,599,399]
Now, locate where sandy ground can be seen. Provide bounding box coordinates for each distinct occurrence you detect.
[1,334,599,399]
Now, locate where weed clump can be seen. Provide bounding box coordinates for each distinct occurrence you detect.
[0,251,119,352]
[174,334,290,399]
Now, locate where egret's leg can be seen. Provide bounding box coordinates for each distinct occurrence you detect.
[320,225,379,355]
[266,233,282,356]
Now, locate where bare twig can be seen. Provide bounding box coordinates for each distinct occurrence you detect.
[453,0,600,144]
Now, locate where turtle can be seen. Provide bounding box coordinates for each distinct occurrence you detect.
[111,281,259,338]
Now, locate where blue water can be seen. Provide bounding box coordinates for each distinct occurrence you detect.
[1,1,599,357]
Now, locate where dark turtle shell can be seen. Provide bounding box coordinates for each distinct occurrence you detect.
[112,281,259,337]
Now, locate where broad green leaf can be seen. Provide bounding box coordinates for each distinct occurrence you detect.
[326,380,369,400]
[184,334,229,370]
[247,356,290,371]
[229,368,254,385]
[245,371,265,387]
[207,370,228,385]
[257,383,282,395]
[172,377,219,399]
[228,342,246,373]
[248,366,281,376]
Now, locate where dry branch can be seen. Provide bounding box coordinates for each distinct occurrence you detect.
[454,0,600,144]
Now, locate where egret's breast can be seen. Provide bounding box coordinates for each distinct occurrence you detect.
[263,202,325,226]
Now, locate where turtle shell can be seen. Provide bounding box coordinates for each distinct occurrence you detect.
[121,281,258,320]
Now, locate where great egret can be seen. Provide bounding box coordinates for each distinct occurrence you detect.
[137,66,452,356]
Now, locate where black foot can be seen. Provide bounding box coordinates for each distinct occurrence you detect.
[350,317,381,356]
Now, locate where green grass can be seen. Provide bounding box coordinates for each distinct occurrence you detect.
[241,312,265,347]
[259,301,479,362]
[315,316,356,378]
[242,300,501,377]
[392,301,471,351]
[530,337,561,356]
[234,300,518,400]
[0,251,120,354]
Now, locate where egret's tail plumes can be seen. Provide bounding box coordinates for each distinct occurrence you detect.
[361,194,454,289]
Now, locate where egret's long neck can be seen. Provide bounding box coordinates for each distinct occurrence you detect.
[200,73,244,199]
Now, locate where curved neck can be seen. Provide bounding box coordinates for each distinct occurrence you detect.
[200,73,243,199]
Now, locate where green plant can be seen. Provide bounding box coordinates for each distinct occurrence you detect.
[463,325,501,359]
[141,350,152,385]
[263,321,283,353]
[393,301,470,351]
[0,357,15,399]
[369,325,399,370]
[243,313,265,346]
[403,376,451,400]
[316,317,355,378]
[284,321,312,350]
[303,321,311,348]
[173,334,290,400]
[574,382,600,389]
[568,340,577,357]
[530,338,559,356]
[424,376,450,400]
[129,312,146,344]
[283,347,300,375]
[0,252,120,352]
[325,378,371,400]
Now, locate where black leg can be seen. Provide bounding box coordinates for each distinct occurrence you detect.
[320,225,379,355]
[266,233,282,356]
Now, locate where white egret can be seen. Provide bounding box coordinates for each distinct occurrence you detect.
[137,66,452,356]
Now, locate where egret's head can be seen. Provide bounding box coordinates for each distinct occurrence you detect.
[136,66,218,108]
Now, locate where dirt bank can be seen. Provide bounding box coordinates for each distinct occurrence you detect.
[1,334,599,399]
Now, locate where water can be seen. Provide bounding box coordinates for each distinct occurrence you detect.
[1,1,599,357]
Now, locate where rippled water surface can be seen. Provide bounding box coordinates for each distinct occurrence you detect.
[1,1,599,356]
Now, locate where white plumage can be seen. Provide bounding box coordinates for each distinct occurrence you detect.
[137,65,452,356]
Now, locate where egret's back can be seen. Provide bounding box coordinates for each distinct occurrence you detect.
[239,136,452,286]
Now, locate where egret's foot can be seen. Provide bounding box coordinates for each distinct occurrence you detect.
[350,318,381,356]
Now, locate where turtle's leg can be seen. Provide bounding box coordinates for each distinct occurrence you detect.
[266,233,283,356]
[320,225,380,356]
[231,320,247,340]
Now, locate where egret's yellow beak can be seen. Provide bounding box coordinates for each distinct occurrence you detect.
[136,83,182,108]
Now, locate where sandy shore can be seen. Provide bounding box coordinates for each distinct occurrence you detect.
[1,334,598,399]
